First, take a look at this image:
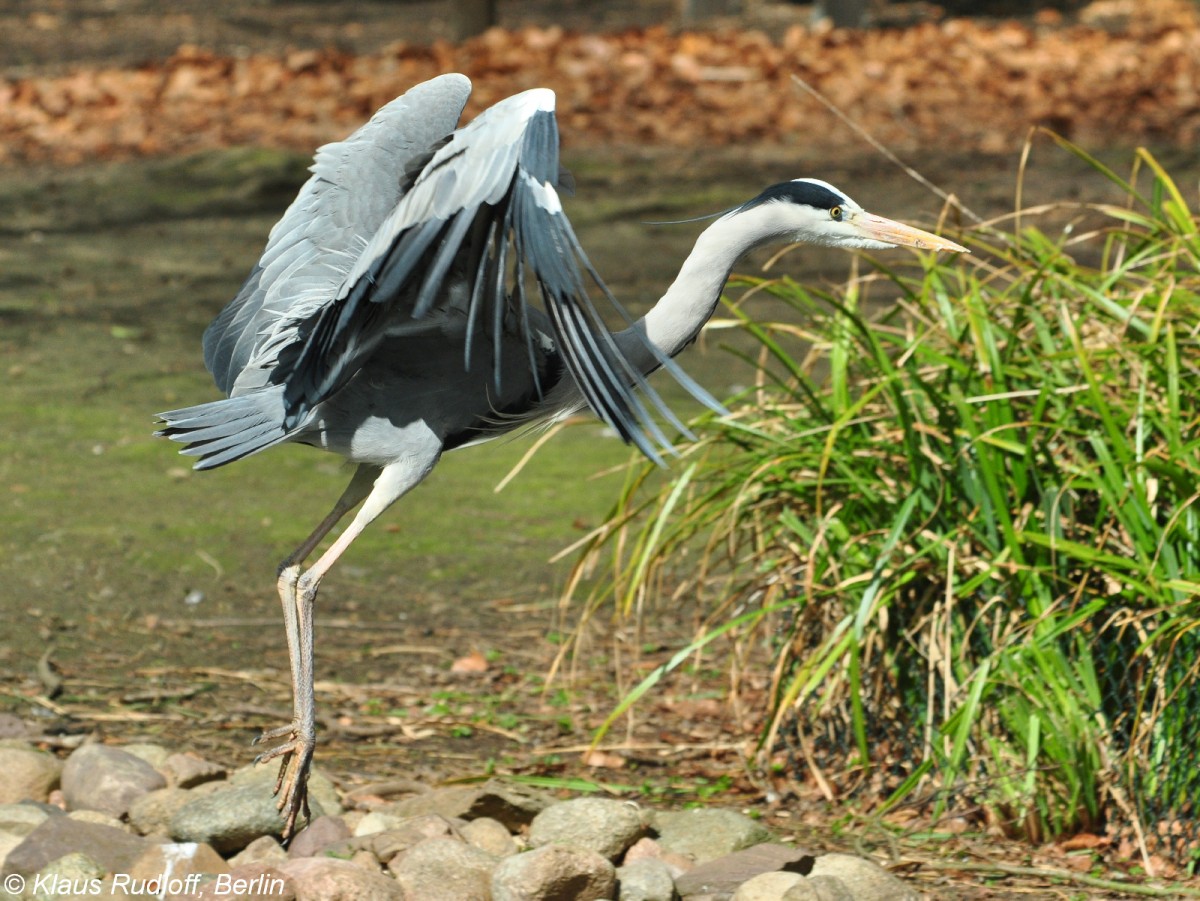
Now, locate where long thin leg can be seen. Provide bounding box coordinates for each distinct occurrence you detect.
[253,463,378,837]
[255,455,439,839]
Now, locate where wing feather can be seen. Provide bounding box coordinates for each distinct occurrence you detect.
[201,73,472,396]
[193,73,717,465]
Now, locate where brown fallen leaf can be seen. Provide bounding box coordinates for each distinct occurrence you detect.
[583,749,627,769]
[450,650,489,673]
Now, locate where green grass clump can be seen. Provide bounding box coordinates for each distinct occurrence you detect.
[566,137,1200,864]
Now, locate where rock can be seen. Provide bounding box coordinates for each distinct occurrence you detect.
[29,850,105,897]
[287,815,351,858]
[67,809,130,831]
[0,805,51,873]
[616,857,677,901]
[190,864,296,901]
[162,752,226,789]
[0,803,53,838]
[279,856,404,900]
[128,840,229,894]
[60,744,166,818]
[674,844,813,898]
[0,831,23,872]
[170,766,325,853]
[529,798,646,861]
[460,817,519,858]
[0,746,61,804]
[624,837,693,878]
[120,743,172,771]
[2,815,154,878]
[128,787,193,837]
[350,850,380,872]
[354,814,464,865]
[491,844,616,901]
[807,853,917,901]
[390,836,495,899]
[229,835,289,868]
[352,811,409,837]
[732,870,806,900]
[783,875,854,900]
[229,765,342,817]
[381,779,552,830]
[652,809,773,863]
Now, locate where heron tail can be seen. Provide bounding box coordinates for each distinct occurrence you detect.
[155,387,295,470]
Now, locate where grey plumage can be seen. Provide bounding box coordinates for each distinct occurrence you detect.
[155,73,966,838]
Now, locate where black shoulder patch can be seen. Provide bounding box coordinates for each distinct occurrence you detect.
[745,180,845,211]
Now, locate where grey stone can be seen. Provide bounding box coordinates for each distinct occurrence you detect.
[382,779,552,830]
[29,851,105,900]
[0,803,53,838]
[190,863,296,901]
[162,752,226,789]
[530,798,646,861]
[653,809,773,863]
[60,744,166,818]
[732,870,805,900]
[353,811,409,837]
[0,831,23,873]
[66,809,130,836]
[229,765,342,817]
[461,816,519,858]
[783,875,854,901]
[279,856,404,900]
[390,836,495,899]
[120,743,172,771]
[617,857,677,901]
[674,844,813,897]
[128,840,229,887]
[287,815,351,858]
[624,837,693,877]
[361,814,463,864]
[492,844,616,901]
[169,767,325,854]
[2,815,155,878]
[229,835,288,868]
[128,787,193,837]
[807,853,917,901]
[0,746,61,804]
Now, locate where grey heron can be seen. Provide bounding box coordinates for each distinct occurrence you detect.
[157,72,966,837]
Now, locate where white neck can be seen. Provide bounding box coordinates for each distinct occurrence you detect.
[612,203,792,373]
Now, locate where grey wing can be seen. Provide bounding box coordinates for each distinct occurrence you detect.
[279,86,708,463]
[201,73,473,396]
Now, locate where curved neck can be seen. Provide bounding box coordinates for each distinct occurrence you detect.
[612,205,782,374]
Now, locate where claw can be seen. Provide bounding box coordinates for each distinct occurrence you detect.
[251,722,314,841]
[253,722,299,746]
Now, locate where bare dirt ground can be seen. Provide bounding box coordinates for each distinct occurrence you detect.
[3,3,1199,897]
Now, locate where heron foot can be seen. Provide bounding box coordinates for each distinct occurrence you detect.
[252,723,314,841]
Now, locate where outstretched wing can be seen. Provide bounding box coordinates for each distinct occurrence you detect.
[279,84,710,462]
[201,73,473,396]
[198,74,715,465]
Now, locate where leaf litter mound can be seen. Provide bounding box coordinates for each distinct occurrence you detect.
[2,0,1199,166]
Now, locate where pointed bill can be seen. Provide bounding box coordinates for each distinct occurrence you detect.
[851,211,969,253]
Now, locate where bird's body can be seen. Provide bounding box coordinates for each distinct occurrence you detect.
[158,73,965,838]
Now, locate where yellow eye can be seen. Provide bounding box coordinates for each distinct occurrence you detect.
[830,205,843,221]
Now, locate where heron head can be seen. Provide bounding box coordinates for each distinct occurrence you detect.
[738,178,967,253]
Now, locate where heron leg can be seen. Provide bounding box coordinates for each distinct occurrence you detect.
[254,463,379,839]
[255,457,437,839]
